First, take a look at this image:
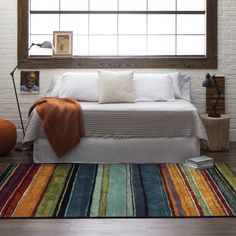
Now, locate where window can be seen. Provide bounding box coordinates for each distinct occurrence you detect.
[18,0,217,69]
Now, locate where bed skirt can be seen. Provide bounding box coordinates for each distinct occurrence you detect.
[33,137,200,163]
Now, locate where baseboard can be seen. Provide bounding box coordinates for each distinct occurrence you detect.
[230,129,236,142]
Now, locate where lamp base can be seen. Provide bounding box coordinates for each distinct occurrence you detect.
[208,112,221,118]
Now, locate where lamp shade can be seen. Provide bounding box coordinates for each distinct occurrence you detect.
[202,73,212,88]
[38,41,53,49]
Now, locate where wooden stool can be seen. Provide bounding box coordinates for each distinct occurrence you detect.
[201,114,230,151]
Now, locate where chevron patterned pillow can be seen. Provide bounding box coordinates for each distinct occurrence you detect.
[98,70,135,104]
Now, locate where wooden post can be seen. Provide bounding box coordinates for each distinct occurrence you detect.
[201,114,230,151]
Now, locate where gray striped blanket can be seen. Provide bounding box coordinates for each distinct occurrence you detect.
[24,99,208,143]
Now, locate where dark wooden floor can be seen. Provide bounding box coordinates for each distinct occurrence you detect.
[0,144,236,236]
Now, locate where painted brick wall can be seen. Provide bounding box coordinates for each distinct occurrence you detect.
[0,0,236,142]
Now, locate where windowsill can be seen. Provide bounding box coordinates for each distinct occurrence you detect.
[18,56,217,69]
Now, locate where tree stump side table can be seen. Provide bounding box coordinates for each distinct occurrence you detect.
[201,114,230,151]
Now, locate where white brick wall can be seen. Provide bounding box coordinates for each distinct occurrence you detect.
[0,0,236,142]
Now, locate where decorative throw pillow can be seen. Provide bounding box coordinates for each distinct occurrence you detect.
[98,70,135,104]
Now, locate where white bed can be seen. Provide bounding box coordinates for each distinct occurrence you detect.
[24,99,207,163]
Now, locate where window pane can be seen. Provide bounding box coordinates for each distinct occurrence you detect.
[30,15,59,34]
[119,15,146,34]
[60,0,88,10]
[29,1,207,59]
[177,15,205,34]
[148,36,175,55]
[60,15,88,34]
[29,35,53,55]
[177,35,205,55]
[31,0,59,10]
[148,15,175,34]
[119,0,146,11]
[90,0,117,10]
[73,36,89,55]
[148,0,175,11]
[90,14,117,35]
[177,0,205,11]
[89,36,117,55]
[119,36,146,55]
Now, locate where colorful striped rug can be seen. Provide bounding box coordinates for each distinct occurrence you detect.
[0,163,236,218]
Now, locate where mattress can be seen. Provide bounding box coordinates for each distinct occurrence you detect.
[24,99,207,142]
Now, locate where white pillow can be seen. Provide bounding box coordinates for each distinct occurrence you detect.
[58,72,99,101]
[134,74,175,102]
[45,75,62,97]
[98,70,135,104]
[170,72,191,101]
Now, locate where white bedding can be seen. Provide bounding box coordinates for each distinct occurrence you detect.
[24,99,207,142]
[34,137,200,163]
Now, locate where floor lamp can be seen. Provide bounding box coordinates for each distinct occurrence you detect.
[10,41,53,139]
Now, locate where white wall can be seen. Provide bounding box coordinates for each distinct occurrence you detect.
[0,0,236,142]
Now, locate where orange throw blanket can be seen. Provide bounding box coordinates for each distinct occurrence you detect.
[29,97,85,158]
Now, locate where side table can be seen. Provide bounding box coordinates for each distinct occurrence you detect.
[201,114,230,151]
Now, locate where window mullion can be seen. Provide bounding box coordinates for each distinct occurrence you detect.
[146,0,148,56]
[117,0,119,56]
[88,0,90,56]
[175,0,177,55]
[30,11,206,15]
[59,0,61,31]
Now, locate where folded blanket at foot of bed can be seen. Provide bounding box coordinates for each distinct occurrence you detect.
[28,97,85,157]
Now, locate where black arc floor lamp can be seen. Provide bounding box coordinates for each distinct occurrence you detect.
[10,41,53,138]
[202,73,222,118]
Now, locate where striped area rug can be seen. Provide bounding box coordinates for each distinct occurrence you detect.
[0,163,236,218]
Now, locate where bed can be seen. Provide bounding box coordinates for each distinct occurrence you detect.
[24,99,207,163]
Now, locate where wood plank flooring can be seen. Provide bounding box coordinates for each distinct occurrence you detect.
[0,144,236,236]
